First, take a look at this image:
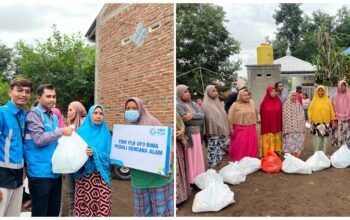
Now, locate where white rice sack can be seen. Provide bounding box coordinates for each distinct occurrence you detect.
[192,182,235,213]
[194,169,224,190]
[219,162,246,185]
[306,151,331,171]
[330,145,350,168]
[282,153,312,174]
[238,157,261,175]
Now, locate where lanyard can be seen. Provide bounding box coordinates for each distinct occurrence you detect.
[5,105,24,143]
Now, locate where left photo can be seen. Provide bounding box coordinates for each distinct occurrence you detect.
[0,3,174,217]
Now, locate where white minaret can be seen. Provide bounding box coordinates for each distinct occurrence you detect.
[286,44,291,56]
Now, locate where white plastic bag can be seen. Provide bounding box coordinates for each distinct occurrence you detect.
[238,157,261,175]
[305,122,311,129]
[330,144,350,168]
[192,182,235,213]
[52,132,89,173]
[306,151,331,171]
[282,153,312,174]
[194,169,224,190]
[219,162,246,185]
[23,177,29,194]
[20,212,31,217]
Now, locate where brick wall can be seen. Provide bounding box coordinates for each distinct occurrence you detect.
[94,3,174,130]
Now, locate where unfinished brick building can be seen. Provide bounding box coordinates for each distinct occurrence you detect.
[85,3,174,128]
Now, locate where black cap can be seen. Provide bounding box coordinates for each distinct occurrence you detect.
[296,85,302,90]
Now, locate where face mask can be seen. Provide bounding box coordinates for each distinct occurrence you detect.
[125,110,140,122]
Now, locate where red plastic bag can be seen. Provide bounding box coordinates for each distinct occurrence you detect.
[261,151,282,174]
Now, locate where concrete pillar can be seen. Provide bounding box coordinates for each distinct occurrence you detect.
[246,64,281,113]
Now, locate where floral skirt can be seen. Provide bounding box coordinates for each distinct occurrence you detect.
[282,132,305,154]
[331,120,350,148]
[176,141,190,204]
[207,136,226,167]
[260,132,282,157]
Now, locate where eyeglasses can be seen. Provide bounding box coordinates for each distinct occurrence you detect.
[14,89,32,95]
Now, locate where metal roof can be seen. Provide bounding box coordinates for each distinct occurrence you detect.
[341,47,350,55]
[274,46,316,73]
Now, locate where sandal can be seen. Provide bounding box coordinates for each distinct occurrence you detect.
[23,200,31,208]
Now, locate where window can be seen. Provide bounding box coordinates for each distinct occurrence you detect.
[121,36,131,45]
[149,22,161,32]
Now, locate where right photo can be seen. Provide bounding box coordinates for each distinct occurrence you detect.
[176,3,350,216]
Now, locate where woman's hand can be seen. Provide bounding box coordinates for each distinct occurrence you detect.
[86,147,94,156]
[332,120,336,128]
[176,127,185,140]
[162,165,173,179]
[176,131,183,140]
[183,112,192,122]
[181,138,188,150]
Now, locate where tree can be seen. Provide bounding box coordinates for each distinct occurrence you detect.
[315,25,350,86]
[176,3,241,93]
[334,6,350,47]
[0,79,10,106]
[293,11,336,64]
[271,4,343,65]
[0,42,13,105]
[272,3,304,59]
[14,25,95,112]
[0,42,14,78]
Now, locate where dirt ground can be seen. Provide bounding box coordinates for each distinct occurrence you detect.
[177,125,350,217]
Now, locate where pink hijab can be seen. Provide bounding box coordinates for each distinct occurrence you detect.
[332,80,350,121]
[67,101,87,130]
[51,107,65,128]
[124,97,162,126]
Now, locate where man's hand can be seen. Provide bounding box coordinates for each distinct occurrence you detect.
[61,126,73,136]
[0,190,3,202]
[23,167,27,180]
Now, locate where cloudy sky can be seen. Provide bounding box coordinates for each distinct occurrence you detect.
[1,2,349,79]
[0,3,104,47]
[215,3,349,77]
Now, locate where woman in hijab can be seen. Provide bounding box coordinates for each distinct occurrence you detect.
[228,88,259,161]
[64,101,87,216]
[308,85,335,153]
[260,85,283,157]
[332,80,350,148]
[202,85,230,167]
[125,97,174,217]
[51,107,65,128]
[176,85,205,184]
[176,111,190,205]
[67,101,87,130]
[73,105,112,217]
[282,91,305,157]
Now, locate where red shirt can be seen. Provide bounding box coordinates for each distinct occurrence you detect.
[297,93,302,105]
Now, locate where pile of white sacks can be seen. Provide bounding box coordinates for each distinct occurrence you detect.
[192,157,260,213]
[192,144,350,213]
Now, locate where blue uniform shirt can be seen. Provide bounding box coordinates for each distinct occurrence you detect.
[0,100,25,189]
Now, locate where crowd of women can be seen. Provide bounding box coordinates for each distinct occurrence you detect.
[175,80,350,206]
